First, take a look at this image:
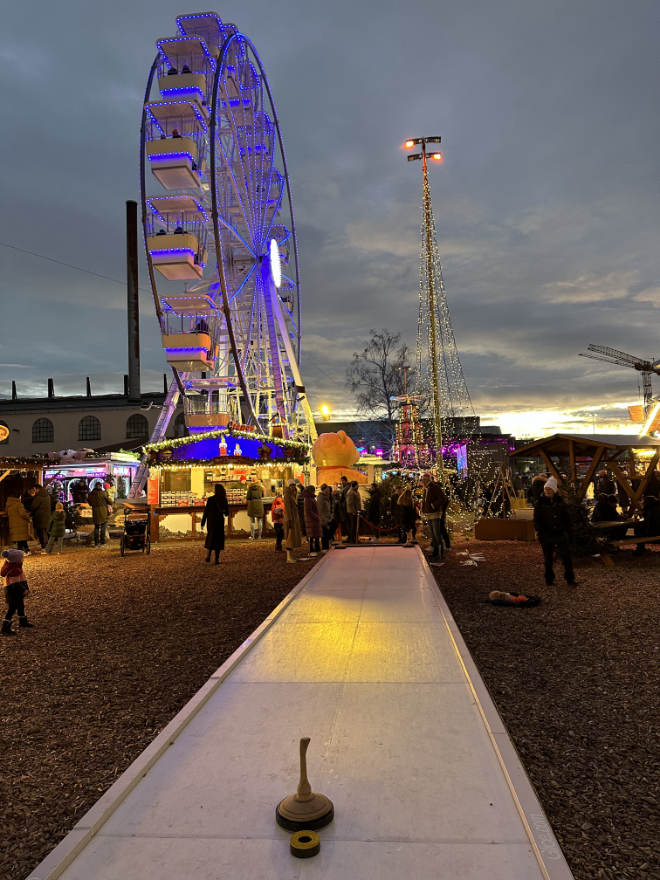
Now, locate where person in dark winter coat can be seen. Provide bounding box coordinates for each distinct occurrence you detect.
[533,477,576,586]
[421,473,448,560]
[296,483,306,537]
[284,480,302,563]
[528,473,547,504]
[45,502,67,554]
[397,487,417,544]
[317,484,333,550]
[591,494,627,541]
[1,549,34,635]
[88,484,111,546]
[29,485,51,548]
[201,484,230,563]
[303,485,322,556]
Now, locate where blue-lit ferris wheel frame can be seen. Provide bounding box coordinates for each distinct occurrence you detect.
[139,23,303,428]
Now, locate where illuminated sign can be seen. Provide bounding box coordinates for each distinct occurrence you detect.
[0,425,9,443]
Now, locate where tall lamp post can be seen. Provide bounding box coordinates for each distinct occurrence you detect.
[404,136,444,474]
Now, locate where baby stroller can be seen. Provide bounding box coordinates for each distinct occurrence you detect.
[120,509,151,556]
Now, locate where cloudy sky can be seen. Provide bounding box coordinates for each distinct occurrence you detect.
[1,0,659,437]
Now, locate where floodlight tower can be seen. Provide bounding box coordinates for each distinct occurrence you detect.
[404,136,444,472]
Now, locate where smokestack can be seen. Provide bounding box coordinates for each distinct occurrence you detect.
[126,200,141,401]
[123,374,129,396]
[163,372,168,394]
[11,381,17,400]
[86,377,92,397]
[48,378,54,398]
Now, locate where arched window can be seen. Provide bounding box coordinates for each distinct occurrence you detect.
[32,418,54,444]
[0,420,8,445]
[78,415,101,442]
[174,412,188,437]
[126,413,149,441]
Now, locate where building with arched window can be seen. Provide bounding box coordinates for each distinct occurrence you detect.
[126,413,149,441]
[0,386,183,457]
[32,417,55,444]
[78,415,101,442]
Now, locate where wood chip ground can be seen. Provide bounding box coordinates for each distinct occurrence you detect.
[1,538,657,880]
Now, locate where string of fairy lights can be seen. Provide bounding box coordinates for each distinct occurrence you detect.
[411,143,492,503]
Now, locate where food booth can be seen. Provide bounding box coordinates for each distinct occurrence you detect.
[142,426,309,541]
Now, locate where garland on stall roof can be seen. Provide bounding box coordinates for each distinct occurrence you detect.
[142,426,309,454]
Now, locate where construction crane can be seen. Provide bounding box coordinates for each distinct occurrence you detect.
[579,344,660,416]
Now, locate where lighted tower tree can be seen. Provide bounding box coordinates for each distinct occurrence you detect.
[404,137,477,473]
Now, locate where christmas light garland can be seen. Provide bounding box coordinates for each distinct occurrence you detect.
[142,426,309,454]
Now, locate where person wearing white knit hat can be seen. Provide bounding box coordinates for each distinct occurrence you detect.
[533,475,577,587]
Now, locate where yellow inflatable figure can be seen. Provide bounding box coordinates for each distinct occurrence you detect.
[312,431,367,485]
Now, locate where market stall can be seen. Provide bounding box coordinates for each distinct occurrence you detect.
[42,452,142,503]
[142,426,309,541]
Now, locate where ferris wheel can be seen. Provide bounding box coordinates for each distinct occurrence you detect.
[140,11,316,444]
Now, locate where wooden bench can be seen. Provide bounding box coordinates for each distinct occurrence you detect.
[598,533,660,565]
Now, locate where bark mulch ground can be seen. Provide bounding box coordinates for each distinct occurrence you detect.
[0,539,317,880]
[2,538,658,879]
[433,539,659,880]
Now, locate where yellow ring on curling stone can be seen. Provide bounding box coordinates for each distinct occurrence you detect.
[290,830,321,858]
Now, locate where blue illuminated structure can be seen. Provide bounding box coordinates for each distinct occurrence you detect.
[138,10,317,464]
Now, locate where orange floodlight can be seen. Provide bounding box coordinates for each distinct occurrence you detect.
[404,139,415,149]
[431,152,443,162]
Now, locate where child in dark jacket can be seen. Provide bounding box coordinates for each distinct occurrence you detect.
[1,548,34,635]
[45,502,67,554]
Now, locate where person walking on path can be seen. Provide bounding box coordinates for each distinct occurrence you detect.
[345,480,362,544]
[270,492,285,551]
[421,472,448,561]
[303,484,322,556]
[283,479,302,563]
[87,483,111,547]
[45,502,67,555]
[201,483,230,564]
[5,491,32,553]
[29,484,51,549]
[246,477,265,540]
[533,476,577,586]
[1,549,34,635]
[317,484,333,550]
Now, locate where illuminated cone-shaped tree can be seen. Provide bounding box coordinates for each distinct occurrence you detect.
[408,139,477,473]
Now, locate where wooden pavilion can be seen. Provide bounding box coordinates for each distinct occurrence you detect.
[510,434,660,510]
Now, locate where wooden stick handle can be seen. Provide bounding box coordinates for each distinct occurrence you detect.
[296,737,312,801]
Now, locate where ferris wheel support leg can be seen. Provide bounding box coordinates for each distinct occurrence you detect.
[262,263,291,436]
[271,293,318,442]
[127,372,188,499]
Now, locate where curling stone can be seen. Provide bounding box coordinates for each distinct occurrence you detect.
[276,737,334,831]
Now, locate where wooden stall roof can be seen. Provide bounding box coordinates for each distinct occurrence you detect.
[511,433,660,457]
[509,433,660,508]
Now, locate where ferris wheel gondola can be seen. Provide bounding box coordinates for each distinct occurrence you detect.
[140,11,315,442]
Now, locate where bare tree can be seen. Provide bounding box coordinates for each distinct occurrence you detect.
[346,329,412,444]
